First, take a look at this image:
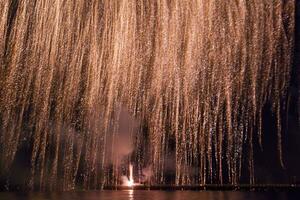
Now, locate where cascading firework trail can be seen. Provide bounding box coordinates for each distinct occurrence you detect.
[0,0,295,191]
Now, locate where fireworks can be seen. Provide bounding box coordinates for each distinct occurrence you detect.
[0,0,295,191]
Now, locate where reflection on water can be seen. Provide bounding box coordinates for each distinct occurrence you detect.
[128,190,134,200]
[0,190,300,200]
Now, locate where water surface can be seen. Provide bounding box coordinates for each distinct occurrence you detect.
[1,190,300,200]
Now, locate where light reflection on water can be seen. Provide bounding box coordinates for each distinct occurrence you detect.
[128,190,134,200]
[0,190,299,200]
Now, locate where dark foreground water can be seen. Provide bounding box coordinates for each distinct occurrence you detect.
[0,190,300,200]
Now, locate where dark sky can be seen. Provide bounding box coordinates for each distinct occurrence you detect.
[250,1,300,184]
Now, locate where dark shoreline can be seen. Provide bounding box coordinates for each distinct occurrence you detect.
[104,184,300,191]
[1,184,299,193]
